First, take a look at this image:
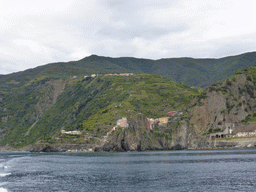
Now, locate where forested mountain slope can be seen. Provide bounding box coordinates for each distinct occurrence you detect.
[1,52,256,90]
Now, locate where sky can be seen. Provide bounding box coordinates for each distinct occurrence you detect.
[0,0,256,74]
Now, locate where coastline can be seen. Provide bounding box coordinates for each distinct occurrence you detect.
[1,138,256,153]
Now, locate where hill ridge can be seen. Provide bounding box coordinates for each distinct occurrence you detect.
[1,51,256,89]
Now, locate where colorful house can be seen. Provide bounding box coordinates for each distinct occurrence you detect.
[147,118,155,129]
[167,111,177,117]
[117,117,128,128]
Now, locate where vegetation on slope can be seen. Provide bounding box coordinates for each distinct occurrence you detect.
[0,74,199,148]
[1,53,256,150]
[190,65,256,136]
[1,52,256,91]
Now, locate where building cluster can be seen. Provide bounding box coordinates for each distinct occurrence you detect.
[147,111,183,129]
[167,111,183,117]
[61,130,82,135]
[110,117,128,133]
[148,117,171,129]
[82,73,134,79]
[60,111,183,140]
[210,123,234,139]
[210,123,256,140]
[116,117,128,128]
[105,73,134,77]
[235,132,256,137]
[83,74,97,79]
[110,111,183,132]
[73,74,97,79]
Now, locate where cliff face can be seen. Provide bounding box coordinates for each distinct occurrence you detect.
[99,114,183,152]
[90,66,256,152]
[186,67,256,148]
[35,79,66,118]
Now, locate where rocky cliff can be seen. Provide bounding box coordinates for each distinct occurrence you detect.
[101,66,256,151]
[185,66,256,148]
[97,114,183,152]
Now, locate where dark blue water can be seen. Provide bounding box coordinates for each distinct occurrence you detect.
[1,149,256,191]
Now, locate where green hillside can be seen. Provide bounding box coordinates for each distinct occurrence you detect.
[0,74,199,148]
[1,52,256,91]
[1,52,256,150]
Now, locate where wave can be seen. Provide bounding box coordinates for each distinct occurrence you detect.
[0,187,8,192]
[0,173,11,177]
[0,162,10,178]
[0,183,8,192]
[0,164,8,169]
[0,163,10,177]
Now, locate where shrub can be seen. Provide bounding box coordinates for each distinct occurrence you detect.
[207,128,221,134]
[198,92,207,100]
[245,84,254,98]
[226,101,235,113]
[241,114,252,124]
[208,86,216,92]
[226,79,232,86]
[221,86,229,95]
[247,76,252,81]
[238,87,245,95]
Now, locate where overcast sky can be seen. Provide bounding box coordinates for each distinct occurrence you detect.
[0,0,256,74]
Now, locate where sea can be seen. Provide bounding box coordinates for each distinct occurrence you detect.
[1,149,256,192]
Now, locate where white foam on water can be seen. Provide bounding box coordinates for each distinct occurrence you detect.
[0,173,11,177]
[0,187,8,192]
[0,173,9,191]
[0,182,8,187]
[0,182,8,192]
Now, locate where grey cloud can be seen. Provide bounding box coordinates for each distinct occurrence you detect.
[0,58,22,74]
[101,0,180,24]
[97,24,189,40]
[104,0,127,7]
[103,0,178,9]
[0,0,255,74]
[90,42,136,58]
[211,41,256,59]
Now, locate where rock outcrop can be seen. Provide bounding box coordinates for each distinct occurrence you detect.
[30,143,97,152]
[186,68,256,149]
[98,114,183,152]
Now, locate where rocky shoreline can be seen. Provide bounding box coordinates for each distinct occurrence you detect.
[2,114,256,153]
[1,139,256,153]
[25,137,256,153]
